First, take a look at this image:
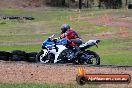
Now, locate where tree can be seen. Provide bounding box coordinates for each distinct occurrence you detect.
[99,0,122,9]
[79,0,82,9]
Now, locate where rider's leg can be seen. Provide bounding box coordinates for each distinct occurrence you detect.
[70,39,82,45]
[70,39,82,56]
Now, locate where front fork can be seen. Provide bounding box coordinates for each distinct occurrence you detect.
[54,54,59,63]
[42,49,48,57]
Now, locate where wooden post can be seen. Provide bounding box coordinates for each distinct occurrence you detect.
[126,0,128,5]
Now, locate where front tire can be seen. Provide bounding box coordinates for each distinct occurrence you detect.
[36,50,54,63]
[36,51,47,63]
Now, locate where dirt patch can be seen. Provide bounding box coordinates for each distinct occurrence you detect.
[0,61,131,87]
[87,15,132,28]
[81,31,132,40]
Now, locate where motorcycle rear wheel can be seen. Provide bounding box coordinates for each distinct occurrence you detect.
[76,51,100,65]
[85,51,100,65]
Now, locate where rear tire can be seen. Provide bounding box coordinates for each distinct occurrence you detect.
[86,51,100,65]
[78,51,100,65]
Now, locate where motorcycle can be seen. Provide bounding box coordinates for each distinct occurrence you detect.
[36,34,101,65]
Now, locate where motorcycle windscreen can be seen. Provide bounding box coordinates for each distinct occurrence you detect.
[42,39,54,47]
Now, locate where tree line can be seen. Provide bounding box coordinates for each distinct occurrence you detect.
[22,0,130,9]
[45,0,127,9]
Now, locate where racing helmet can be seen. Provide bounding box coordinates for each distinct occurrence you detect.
[61,24,70,33]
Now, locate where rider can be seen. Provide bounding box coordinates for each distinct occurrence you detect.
[60,24,82,55]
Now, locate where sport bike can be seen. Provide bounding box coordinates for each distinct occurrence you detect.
[36,34,101,65]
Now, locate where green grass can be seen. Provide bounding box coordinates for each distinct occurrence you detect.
[0,83,98,88]
[0,8,132,66]
[0,44,41,52]
[88,37,132,65]
[0,34,49,43]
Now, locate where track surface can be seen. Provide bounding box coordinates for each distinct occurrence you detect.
[0,61,131,87]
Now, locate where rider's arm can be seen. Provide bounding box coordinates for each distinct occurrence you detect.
[60,33,67,39]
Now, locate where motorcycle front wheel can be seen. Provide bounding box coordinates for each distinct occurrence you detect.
[36,51,55,63]
[36,51,48,63]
